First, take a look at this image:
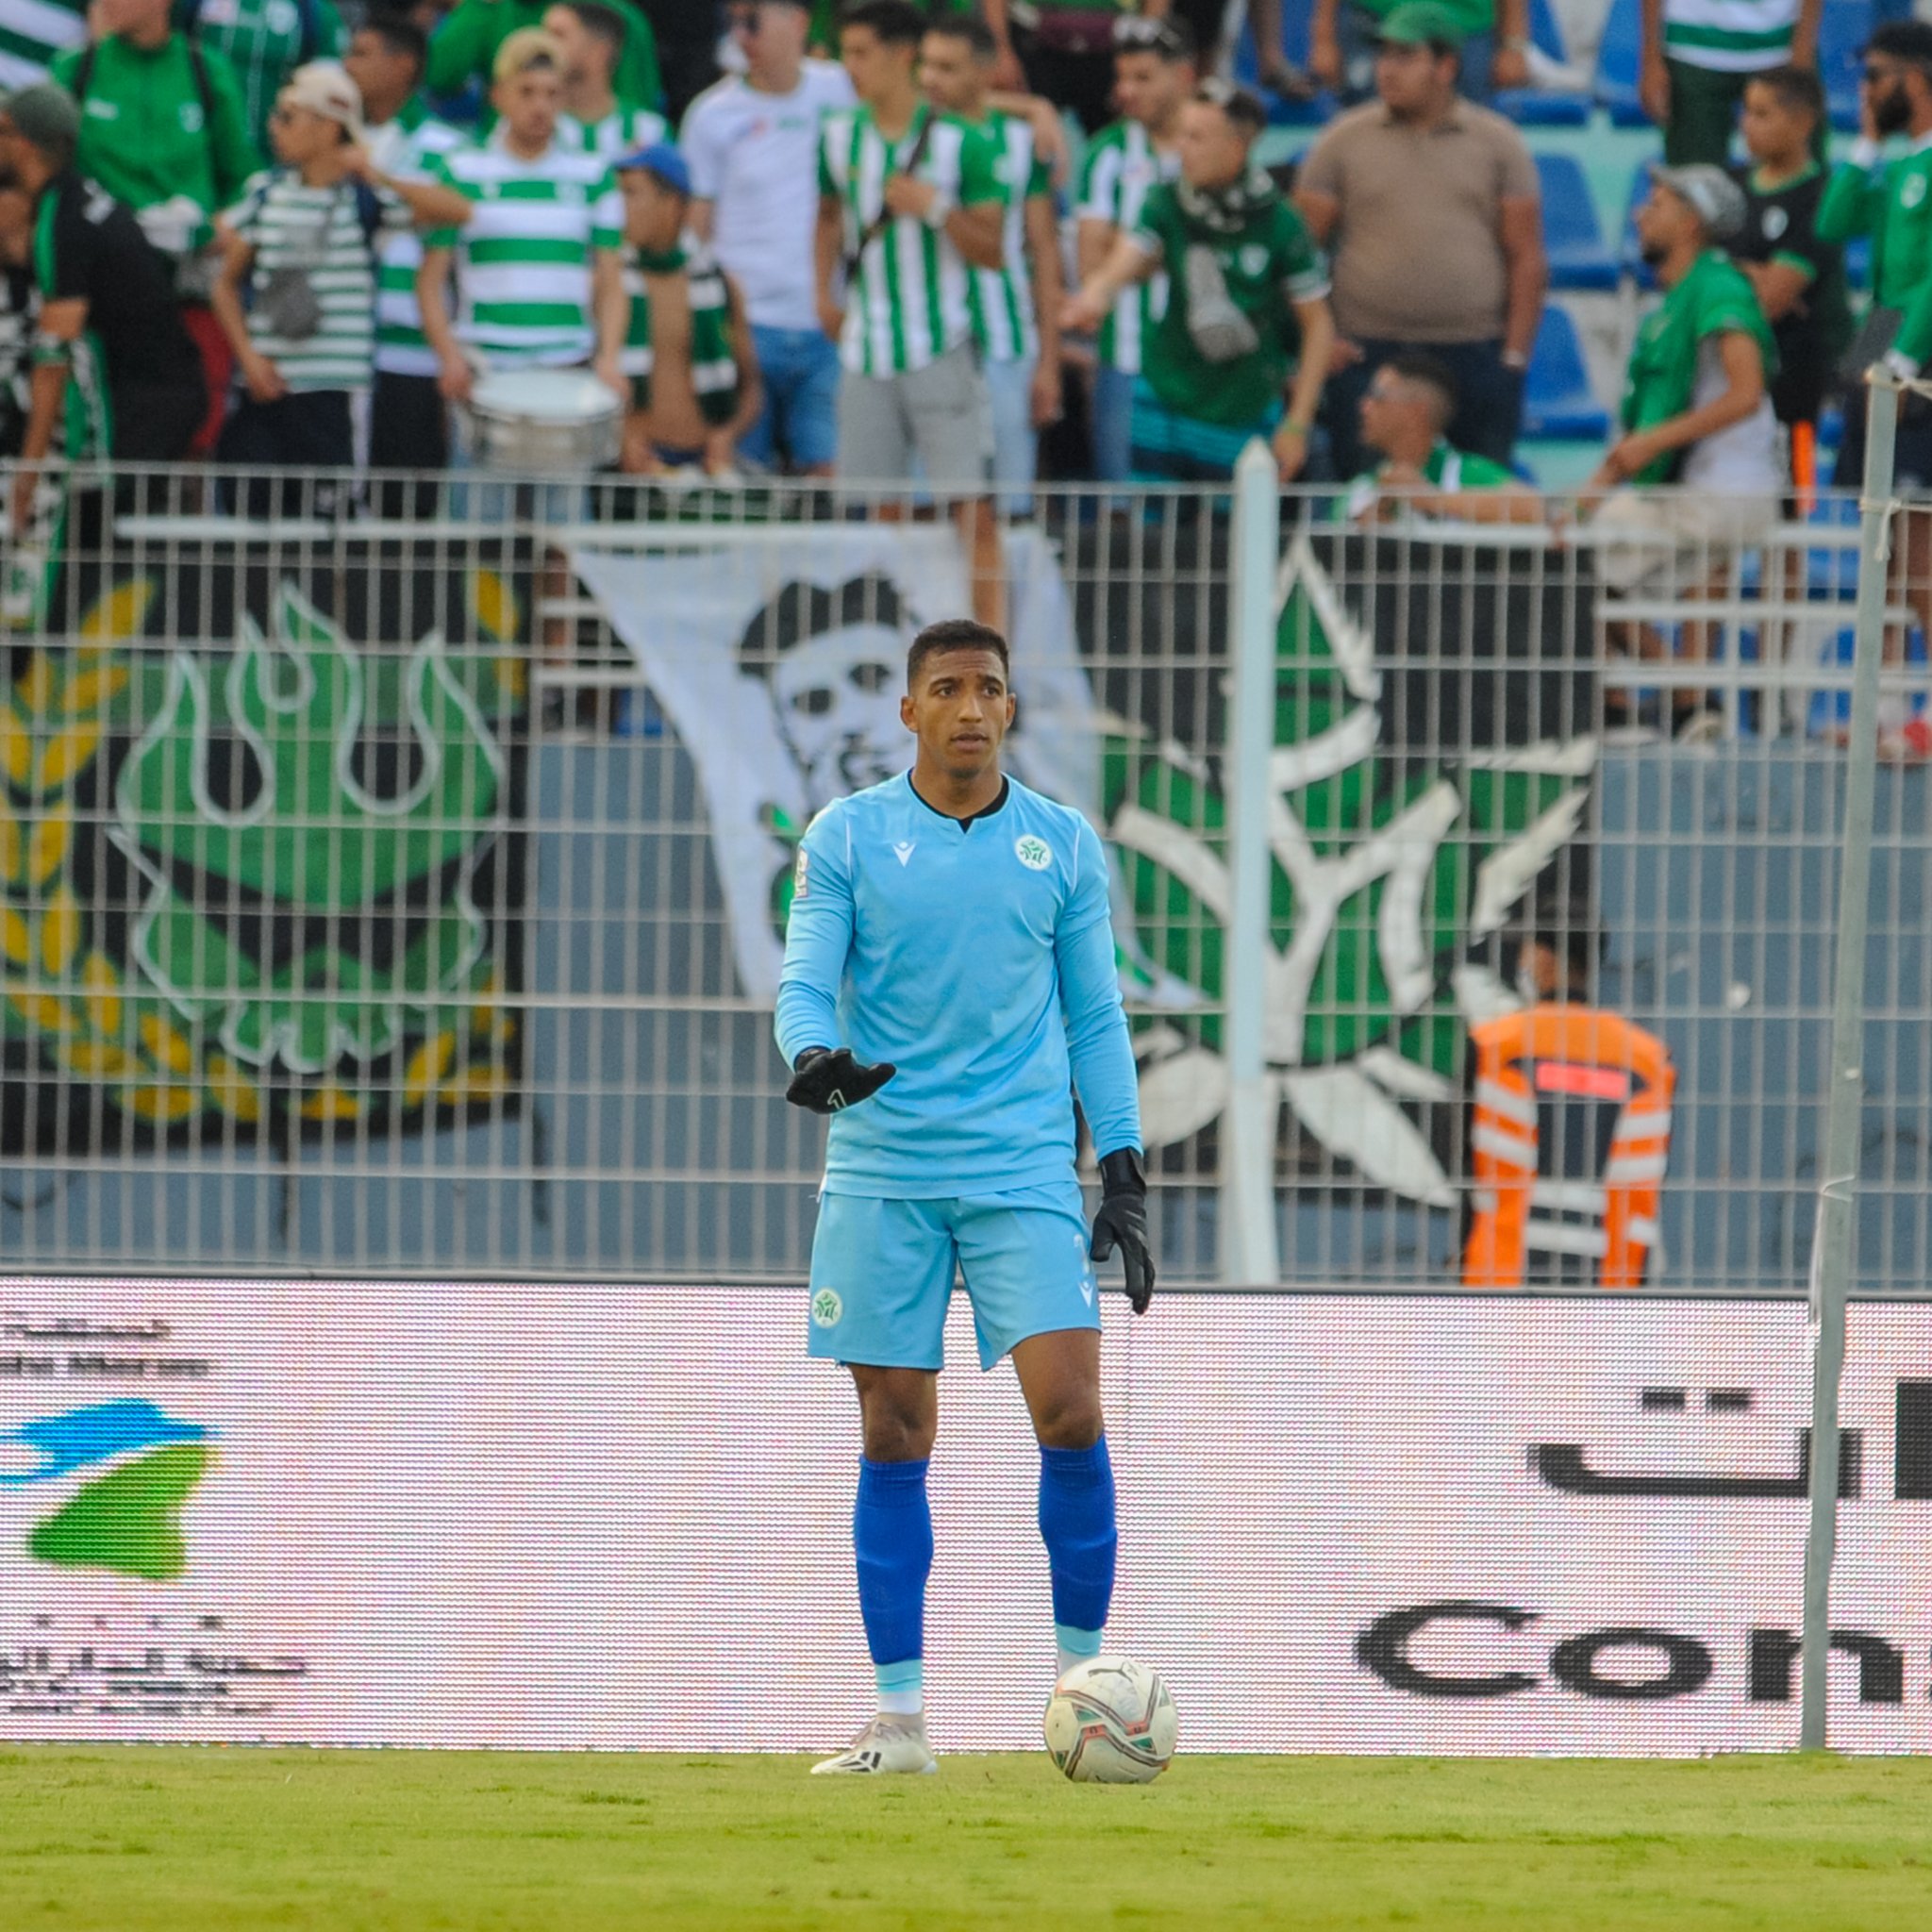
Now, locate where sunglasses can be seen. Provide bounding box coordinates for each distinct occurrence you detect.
[1113,16,1186,57]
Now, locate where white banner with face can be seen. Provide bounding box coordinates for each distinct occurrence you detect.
[3,1284,1929,1754]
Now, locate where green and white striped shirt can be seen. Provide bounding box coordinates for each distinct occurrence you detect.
[1076,120,1179,375]
[968,108,1047,366]
[1662,0,1800,73]
[0,0,85,94]
[426,130,624,369]
[370,104,468,378]
[562,104,671,163]
[226,168,408,392]
[818,104,1003,377]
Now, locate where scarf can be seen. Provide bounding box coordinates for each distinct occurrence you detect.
[1173,167,1278,365]
[620,237,740,426]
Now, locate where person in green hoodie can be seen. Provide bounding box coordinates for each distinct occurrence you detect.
[426,0,661,112]
[52,0,259,452]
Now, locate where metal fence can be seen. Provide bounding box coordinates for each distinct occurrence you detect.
[0,460,1924,1290]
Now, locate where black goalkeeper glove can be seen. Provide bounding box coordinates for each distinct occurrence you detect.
[1090,1147,1155,1314]
[786,1045,897,1116]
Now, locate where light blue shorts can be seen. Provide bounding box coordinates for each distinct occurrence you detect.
[807,1181,1098,1371]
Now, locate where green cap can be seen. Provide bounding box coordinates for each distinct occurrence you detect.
[1374,2,1467,50]
[2,81,82,155]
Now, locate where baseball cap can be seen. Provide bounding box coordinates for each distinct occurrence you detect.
[616,141,692,197]
[278,60,364,140]
[1374,2,1468,51]
[1,81,82,155]
[1646,161,1746,242]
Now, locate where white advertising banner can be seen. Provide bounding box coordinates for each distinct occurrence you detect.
[3,1283,1929,1754]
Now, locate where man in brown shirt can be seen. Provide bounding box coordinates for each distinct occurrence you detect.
[1294,0,1545,478]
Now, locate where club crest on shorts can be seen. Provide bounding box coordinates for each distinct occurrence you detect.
[811,1288,843,1326]
[1015,835,1052,871]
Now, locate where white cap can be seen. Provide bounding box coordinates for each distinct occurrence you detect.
[278,60,364,141]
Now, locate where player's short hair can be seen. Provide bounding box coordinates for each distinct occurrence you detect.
[907,619,1009,688]
[1745,63,1825,121]
[564,0,625,59]
[357,11,428,75]
[736,574,911,679]
[840,0,927,49]
[1191,77,1267,139]
[1383,350,1459,428]
[924,12,998,62]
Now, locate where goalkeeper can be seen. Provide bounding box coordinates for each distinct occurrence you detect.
[775,616,1151,1776]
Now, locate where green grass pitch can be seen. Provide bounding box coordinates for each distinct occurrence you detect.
[4,1749,1930,1929]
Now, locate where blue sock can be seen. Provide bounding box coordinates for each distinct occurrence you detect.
[854,1456,933,1713]
[1038,1438,1117,1674]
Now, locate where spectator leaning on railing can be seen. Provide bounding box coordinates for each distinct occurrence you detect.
[815,0,1007,630]
[1295,1,1544,481]
[1337,350,1541,524]
[209,59,472,509]
[185,0,350,153]
[1074,13,1191,489]
[682,0,855,479]
[345,10,471,502]
[52,0,261,454]
[1063,78,1334,485]
[613,141,761,476]
[1588,163,1779,740]
[416,29,629,424]
[426,0,661,115]
[1815,19,1932,756]
[920,12,1061,511]
[0,82,206,537]
[543,0,667,157]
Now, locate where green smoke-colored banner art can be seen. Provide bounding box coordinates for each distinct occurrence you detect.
[1103,530,1598,1204]
[0,536,531,1152]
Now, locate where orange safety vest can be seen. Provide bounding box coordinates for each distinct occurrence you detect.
[1463,1006,1675,1291]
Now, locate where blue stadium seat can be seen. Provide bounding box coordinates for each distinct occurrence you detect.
[1523,306,1611,440]
[1595,0,1653,127]
[1620,159,1660,290]
[1231,16,1335,126]
[1538,154,1620,290]
[1819,0,1874,132]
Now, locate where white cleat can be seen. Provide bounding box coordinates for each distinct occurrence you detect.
[809,1712,939,1775]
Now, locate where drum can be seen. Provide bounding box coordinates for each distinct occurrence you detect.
[460,368,624,473]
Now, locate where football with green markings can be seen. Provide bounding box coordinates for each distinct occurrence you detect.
[1043,1657,1177,1783]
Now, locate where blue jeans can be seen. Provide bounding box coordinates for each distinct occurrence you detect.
[742,324,841,472]
[1091,362,1137,486]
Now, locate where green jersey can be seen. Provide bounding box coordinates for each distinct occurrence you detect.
[427,0,662,112]
[1660,0,1799,74]
[371,101,469,378]
[1620,248,1778,483]
[1353,0,1495,31]
[1130,175,1329,429]
[183,0,348,151]
[1335,439,1520,520]
[0,0,86,95]
[1818,138,1932,370]
[562,104,670,163]
[425,130,625,368]
[818,103,1004,377]
[621,242,741,427]
[1076,120,1178,375]
[53,32,260,220]
[968,108,1048,366]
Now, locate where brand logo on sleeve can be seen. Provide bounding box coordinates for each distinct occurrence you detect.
[1015,834,1052,871]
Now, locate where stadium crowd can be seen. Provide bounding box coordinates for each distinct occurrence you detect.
[0,0,1924,735]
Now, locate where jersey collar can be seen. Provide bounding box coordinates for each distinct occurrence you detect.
[908,772,1010,830]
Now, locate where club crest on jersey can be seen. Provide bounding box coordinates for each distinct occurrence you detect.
[811,1288,843,1326]
[1015,834,1052,871]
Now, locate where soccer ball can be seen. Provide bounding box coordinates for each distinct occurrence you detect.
[1042,1657,1176,1783]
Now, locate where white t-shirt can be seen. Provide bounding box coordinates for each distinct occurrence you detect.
[680,59,855,332]
[1679,337,1780,494]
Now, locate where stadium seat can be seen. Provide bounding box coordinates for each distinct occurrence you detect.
[1538,154,1620,291]
[1522,305,1611,441]
[1231,15,1335,125]
[1819,0,1874,131]
[1498,0,1591,124]
[1595,0,1654,127]
[1620,159,1660,291]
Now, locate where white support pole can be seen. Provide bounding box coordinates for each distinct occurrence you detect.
[1799,371,1898,1751]
[1223,441,1283,1286]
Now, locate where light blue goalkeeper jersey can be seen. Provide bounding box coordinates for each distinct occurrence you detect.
[774,772,1143,1198]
